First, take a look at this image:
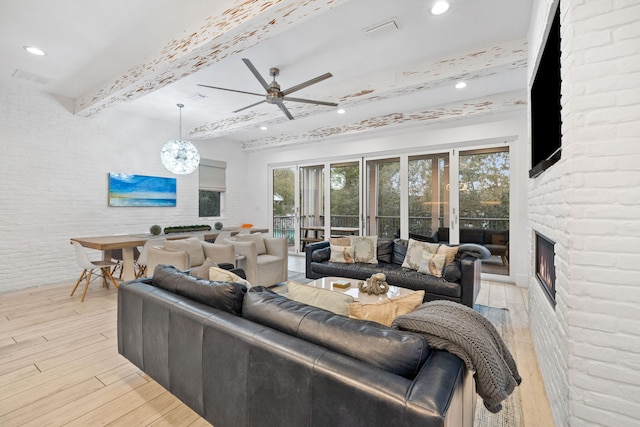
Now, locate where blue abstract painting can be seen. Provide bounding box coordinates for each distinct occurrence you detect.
[108,173,176,207]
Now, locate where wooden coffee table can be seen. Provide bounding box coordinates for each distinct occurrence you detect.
[309,276,414,304]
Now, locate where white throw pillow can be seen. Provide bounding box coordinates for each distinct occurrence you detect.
[287,281,354,316]
[350,236,378,264]
[209,266,251,287]
[401,239,440,271]
[329,245,355,263]
[417,252,447,277]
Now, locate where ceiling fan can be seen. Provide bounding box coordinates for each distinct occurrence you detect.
[198,58,338,120]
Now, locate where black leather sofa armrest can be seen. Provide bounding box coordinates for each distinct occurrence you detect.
[305,240,330,279]
[459,256,481,307]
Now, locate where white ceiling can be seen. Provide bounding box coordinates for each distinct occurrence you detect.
[0,0,532,151]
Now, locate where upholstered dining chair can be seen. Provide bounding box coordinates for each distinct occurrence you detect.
[71,241,119,302]
[134,238,165,278]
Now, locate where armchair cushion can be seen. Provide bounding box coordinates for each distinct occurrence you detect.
[236,233,266,255]
[164,237,205,266]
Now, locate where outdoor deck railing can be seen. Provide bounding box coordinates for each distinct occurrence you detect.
[272,215,509,247]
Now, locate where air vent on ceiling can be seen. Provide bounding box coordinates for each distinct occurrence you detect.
[12,69,50,85]
[363,19,399,37]
[187,92,208,101]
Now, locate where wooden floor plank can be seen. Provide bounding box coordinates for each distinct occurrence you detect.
[0,267,552,427]
[0,376,105,425]
[20,373,149,427]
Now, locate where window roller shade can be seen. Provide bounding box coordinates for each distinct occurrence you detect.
[199,159,226,192]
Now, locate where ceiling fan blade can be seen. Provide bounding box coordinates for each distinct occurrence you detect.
[281,73,333,96]
[283,96,338,107]
[276,101,295,120]
[197,84,263,97]
[233,99,267,113]
[242,58,270,91]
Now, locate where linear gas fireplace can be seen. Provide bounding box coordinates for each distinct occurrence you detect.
[535,232,556,306]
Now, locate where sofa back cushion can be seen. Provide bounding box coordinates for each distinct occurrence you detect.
[242,291,430,379]
[460,228,485,244]
[376,239,394,263]
[152,265,247,315]
[392,238,408,265]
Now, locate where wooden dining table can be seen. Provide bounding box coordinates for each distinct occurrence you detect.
[71,228,270,281]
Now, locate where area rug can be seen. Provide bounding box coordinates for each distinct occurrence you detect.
[473,304,524,427]
[272,274,524,427]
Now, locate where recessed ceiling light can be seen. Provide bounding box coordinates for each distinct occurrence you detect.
[337,108,346,114]
[455,81,467,89]
[24,46,46,56]
[260,126,268,131]
[431,1,450,15]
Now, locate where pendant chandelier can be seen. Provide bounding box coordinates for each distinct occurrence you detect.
[161,103,200,175]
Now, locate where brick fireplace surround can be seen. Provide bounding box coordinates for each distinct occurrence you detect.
[527,1,640,426]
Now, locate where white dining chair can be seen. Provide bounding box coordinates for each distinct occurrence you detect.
[70,241,119,302]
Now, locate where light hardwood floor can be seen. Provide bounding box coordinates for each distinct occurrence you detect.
[0,257,553,426]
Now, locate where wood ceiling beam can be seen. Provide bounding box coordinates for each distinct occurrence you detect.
[74,0,349,117]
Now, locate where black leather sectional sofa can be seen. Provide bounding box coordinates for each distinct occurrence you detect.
[118,265,475,427]
[305,239,489,308]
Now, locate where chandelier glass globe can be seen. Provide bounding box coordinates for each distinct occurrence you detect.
[160,140,200,174]
[161,103,200,174]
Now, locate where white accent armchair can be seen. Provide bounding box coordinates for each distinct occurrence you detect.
[226,235,288,286]
[146,237,235,276]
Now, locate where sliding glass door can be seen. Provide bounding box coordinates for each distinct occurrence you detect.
[270,146,510,276]
[408,153,450,240]
[365,158,400,238]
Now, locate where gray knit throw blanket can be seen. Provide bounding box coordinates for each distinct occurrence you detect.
[391,300,521,413]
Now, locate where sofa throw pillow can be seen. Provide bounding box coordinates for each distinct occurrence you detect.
[330,237,351,246]
[164,237,205,267]
[189,257,218,279]
[287,280,354,316]
[437,244,459,266]
[401,239,440,271]
[417,252,447,278]
[329,245,355,263]
[236,233,267,255]
[350,236,378,264]
[209,266,251,287]
[348,291,425,327]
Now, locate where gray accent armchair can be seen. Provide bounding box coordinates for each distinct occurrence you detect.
[226,236,288,286]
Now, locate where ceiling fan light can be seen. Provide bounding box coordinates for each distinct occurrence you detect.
[337,108,346,114]
[431,1,450,15]
[455,81,467,89]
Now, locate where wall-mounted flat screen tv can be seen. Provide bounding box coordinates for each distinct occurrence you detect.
[530,2,562,178]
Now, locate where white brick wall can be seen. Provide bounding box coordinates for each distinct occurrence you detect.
[528,1,640,426]
[0,81,249,292]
